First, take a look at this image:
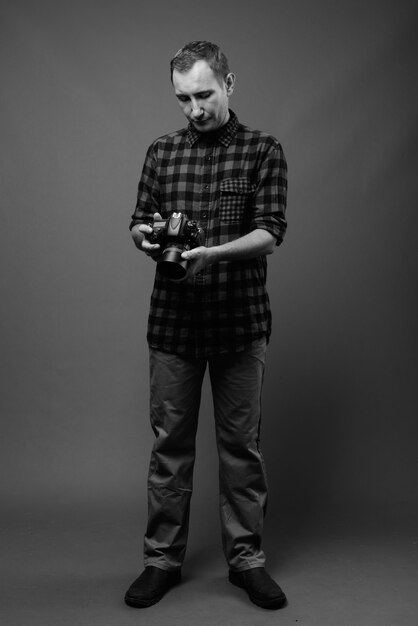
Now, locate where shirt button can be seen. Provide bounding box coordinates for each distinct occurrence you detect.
[201,211,208,218]
[204,184,209,189]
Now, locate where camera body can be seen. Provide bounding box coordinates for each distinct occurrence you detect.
[148,212,204,280]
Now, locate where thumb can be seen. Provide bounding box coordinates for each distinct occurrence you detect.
[153,212,163,221]
[182,247,202,260]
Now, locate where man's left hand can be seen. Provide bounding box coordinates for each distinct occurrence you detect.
[181,246,213,277]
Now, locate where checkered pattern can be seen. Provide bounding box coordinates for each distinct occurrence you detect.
[130,111,287,357]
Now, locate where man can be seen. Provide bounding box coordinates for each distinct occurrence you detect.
[125,41,288,610]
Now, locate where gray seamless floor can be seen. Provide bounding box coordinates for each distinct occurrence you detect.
[1,502,417,626]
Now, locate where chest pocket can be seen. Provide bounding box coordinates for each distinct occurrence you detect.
[219,177,256,223]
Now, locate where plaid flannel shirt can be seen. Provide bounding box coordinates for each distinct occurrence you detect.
[130,111,287,357]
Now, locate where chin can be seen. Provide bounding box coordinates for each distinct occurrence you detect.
[194,121,217,133]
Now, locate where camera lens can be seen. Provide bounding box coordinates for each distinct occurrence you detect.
[157,245,188,280]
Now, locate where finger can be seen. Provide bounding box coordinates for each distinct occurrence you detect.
[143,242,160,253]
[182,248,202,260]
[138,224,153,234]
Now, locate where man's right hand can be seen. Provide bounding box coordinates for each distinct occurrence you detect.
[130,213,163,260]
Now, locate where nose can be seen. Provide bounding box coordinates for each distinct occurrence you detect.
[190,103,204,120]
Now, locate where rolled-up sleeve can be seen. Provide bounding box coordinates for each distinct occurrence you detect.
[252,142,288,245]
[129,143,160,230]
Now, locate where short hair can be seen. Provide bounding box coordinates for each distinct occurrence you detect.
[170,41,230,84]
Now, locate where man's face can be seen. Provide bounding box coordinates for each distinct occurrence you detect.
[172,60,234,132]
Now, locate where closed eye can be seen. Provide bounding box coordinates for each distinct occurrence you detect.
[176,91,213,103]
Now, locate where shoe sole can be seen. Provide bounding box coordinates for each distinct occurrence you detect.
[124,594,164,608]
[229,575,287,610]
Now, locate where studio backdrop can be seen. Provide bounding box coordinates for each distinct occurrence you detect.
[0,0,417,530]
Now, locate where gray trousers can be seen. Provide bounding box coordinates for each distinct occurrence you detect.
[144,338,268,572]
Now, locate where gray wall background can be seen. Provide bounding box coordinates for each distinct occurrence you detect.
[1,0,417,532]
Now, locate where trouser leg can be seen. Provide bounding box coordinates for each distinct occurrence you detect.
[209,338,268,572]
[144,349,206,570]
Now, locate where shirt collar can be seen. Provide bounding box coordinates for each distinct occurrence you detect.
[186,110,239,147]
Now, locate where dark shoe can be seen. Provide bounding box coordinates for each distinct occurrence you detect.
[124,566,181,608]
[229,567,287,610]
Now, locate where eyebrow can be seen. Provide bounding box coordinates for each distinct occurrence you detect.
[176,89,214,98]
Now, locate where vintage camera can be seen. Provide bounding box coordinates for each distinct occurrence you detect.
[147,212,204,280]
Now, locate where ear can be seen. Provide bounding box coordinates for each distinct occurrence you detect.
[225,72,236,96]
